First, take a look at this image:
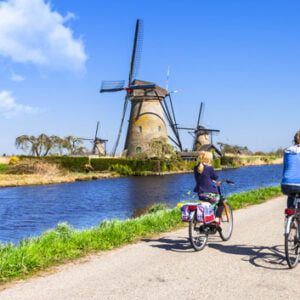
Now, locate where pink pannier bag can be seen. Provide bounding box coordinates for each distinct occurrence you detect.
[180,204,196,222]
[197,202,215,224]
[181,203,215,224]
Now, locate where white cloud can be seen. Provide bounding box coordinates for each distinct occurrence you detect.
[0,90,40,118]
[0,0,87,72]
[10,72,25,82]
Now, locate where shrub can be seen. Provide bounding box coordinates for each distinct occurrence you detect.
[148,203,168,213]
[7,159,65,175]
[91,158,160,172]
[221,156,241,167]
[109,164,134,176]
[19,156,89,172]
[9,156,19,165]
[153,160,160,172]
[84,164,94,173]
[212,158,221,169]
[91,158,197,174]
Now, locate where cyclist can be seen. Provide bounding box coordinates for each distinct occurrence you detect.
[193,151,223,224]
[281,131,300,209]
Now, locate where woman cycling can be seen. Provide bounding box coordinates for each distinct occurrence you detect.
[281,131,300,208]
[193,151,223,224]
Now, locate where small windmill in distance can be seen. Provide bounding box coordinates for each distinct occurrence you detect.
[80,121,108,156]
[177,102,221,152]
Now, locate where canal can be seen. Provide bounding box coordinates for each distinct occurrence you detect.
[0,164,283,244]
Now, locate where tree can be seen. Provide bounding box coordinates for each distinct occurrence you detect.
[16,134,87,156]
[147,137,175,159]
[50,135,66,155]
[15,134,56,156]
[15,135,34,154]
[63,136,84,155]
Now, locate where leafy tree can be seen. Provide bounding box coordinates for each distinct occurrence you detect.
[63,136,84,155]
[15,134,56,156]
[147,137,175,159]
[50,135,66,155]
[15,134,87,156]
[15,135,34,154]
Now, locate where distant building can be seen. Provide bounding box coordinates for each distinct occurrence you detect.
[178,144,222,161]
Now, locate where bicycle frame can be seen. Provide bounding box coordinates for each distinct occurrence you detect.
[285,196,300,234]
[284,195,300,268]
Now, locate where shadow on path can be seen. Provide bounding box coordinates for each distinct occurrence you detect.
[142,237,194,253]
[143,237,289,269]
[208,243,288,270]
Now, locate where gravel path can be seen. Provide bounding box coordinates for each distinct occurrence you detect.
[1,196,298,299]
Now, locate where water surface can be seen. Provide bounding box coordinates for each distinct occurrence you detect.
[0,164,282,244]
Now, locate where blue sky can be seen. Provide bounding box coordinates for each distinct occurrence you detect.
[0,0,299,155]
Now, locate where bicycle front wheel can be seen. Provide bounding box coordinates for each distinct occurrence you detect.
[219,202,233,241]
[285,216,300,269]
[189,219,208,251]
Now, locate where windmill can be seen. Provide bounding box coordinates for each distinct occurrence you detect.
[80,121,108,155]
[100,19,182,157]
[177,102,220,151]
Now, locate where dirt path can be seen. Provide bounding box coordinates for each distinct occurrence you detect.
[1,196,298,299]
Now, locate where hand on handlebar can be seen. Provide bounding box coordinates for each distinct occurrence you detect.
[216,180,235,186]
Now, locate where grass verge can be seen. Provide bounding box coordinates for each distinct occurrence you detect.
[0,164,8,173]
[0,185,282,283]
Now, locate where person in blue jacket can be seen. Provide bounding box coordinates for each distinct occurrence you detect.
[281,131,300,208]
[193,151,222,224]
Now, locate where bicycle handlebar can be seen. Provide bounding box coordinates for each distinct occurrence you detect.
[216,180,235,186]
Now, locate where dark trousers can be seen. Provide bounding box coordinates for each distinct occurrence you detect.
[287,194,297,209]
[282,184,300,209]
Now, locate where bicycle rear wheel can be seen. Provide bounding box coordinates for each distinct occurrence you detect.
[285,216,300,269]
[219,202,233,241]
[189,219,208,251]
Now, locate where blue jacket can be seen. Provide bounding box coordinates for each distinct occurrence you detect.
[282,152,300,185]
[193,164,218,194]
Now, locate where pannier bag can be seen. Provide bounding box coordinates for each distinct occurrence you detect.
[180,204,192,222]
[180,202,215,224]
[197,202,215,223]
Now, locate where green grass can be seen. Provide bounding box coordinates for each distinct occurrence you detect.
[227,185,281,210]
[0,185,282,283]
[0,164,8,173]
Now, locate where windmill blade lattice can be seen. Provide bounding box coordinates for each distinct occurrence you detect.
[100,80,125,93]
[128,19,143,85]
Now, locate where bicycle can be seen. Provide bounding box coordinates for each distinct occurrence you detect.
[181,180,234,251]
[284,194,300,268]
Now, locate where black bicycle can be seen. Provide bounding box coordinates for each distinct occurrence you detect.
[188,180,234,251]
[284,194,300,268]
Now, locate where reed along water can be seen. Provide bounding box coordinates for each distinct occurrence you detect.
[0,164,282,244]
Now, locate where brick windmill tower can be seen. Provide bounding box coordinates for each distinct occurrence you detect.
[100,20,182,157]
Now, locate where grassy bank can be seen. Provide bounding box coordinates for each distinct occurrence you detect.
[0,185,282,283]
[0,172,114,188]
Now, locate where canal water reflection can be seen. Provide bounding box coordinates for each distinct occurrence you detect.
[0,164,282,244]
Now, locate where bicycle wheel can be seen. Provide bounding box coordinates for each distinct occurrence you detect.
[219,202,233,241]
[285,216,300,269]
[189,219,208,251]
